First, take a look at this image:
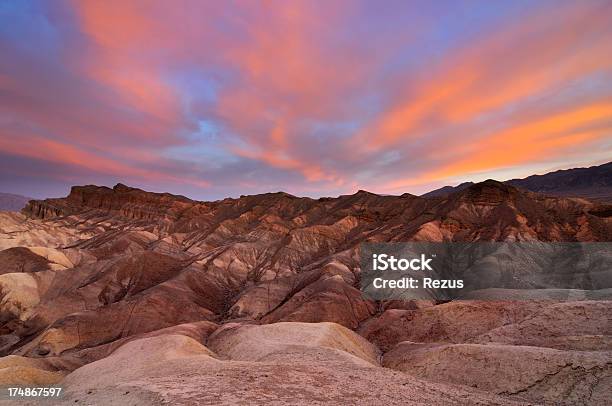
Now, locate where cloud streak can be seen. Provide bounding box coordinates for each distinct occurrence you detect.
[0,0,610,199]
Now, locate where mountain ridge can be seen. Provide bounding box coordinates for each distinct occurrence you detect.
[21,178,612,243]
[422,161,612,202]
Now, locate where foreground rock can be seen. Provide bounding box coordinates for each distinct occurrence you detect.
[207,321,380,365]
[384,342,612,405]
[54,323,524,406]
[359,301,540,351]
[473,301,612,350]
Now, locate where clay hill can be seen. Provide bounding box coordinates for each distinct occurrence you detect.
[0,181,611,405]
[423,161,612,203]
[0,193,32,212]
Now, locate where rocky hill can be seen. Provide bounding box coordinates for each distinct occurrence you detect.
[0,181,610,404]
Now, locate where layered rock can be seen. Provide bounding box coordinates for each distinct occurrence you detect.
[0,180,610,404]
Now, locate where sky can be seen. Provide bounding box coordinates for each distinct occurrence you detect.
[1,0,611,200]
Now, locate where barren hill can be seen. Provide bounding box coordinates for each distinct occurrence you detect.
[0,181,610,405]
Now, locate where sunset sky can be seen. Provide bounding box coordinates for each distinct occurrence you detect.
[1,0,611,200]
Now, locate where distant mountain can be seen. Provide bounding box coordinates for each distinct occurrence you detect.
[0,193,32,211]
[506,162,612,202]
[421,181,474,198]
[422,161,612,202]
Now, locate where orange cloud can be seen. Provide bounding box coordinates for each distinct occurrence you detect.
[231,121,336,183]
[356,1,612,153]
[0,132,209,188]
[70,0,181,126]
[431,103,612,178]
[212,1,367,185]
[381,102,612,191]
[2,0,610,199]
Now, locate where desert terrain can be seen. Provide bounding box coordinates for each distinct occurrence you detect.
[0,180,610,405]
